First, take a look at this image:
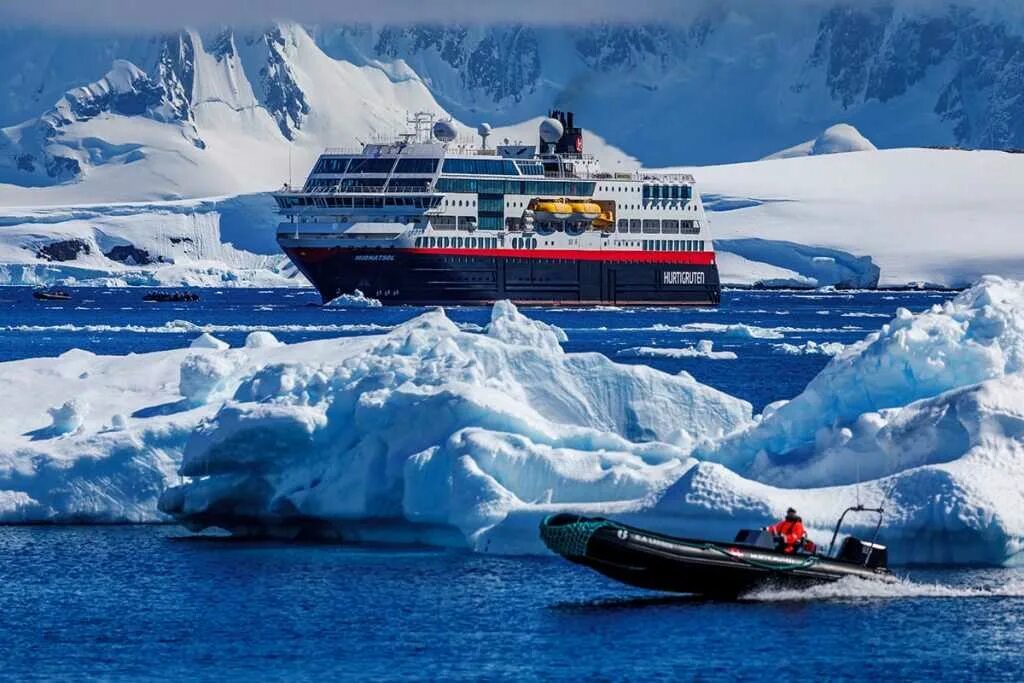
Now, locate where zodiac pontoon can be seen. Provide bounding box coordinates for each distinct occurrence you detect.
[540,506,894,597]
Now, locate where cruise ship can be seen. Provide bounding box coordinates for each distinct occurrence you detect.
[273,111,720,306]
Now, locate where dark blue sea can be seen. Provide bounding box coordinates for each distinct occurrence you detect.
[2,287,1022,681]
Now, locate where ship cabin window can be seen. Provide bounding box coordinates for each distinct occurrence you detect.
[348,157,396,174]
[303,179,337,192]
[629,219,642,233]
[387,178,432,192]
[515,162,544,176]
[442,158,519,175]
[617,219,628,232]
[662,219,680,234]
[394,158,440,174]
[313,157,352,174]
[642,219,660,234]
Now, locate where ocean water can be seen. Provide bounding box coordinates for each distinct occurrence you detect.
[1,527,1022,681]
[0,286,953,411]
[4,286,1020,680]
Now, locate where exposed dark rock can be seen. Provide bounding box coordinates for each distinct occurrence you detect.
[104,244,158,265]
[35,239,91,262]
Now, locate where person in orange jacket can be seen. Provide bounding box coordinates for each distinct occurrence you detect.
[765,507,808,553]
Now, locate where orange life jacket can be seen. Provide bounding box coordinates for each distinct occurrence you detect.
[766,518,807,553]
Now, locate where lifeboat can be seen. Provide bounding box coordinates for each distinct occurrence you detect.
[592,210,615,229]
[533,200,572,220]
[569,202,602,220]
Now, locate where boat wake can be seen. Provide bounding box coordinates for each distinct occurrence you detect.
[741,575,1024,602]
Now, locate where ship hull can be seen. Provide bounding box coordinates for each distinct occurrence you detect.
[283,246,721,306]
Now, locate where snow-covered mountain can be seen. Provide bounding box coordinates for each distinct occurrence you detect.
[4,2,1024,191]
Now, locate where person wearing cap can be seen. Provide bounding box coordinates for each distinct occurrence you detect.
[765,508,808,553]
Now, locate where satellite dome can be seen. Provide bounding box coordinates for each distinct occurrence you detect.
[539,117,564,144]
[477,123,492,137]
[432,120,457,142]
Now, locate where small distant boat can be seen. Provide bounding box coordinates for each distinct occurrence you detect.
[142,291,200,303]
[33,289,72,301]
[540,506,893,598]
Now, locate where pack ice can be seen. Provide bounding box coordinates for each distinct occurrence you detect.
[1,281,1023,565]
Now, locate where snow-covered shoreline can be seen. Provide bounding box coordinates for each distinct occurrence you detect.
[2,278,1023,565]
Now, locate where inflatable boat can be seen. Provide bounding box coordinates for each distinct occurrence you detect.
[540,507,893,597]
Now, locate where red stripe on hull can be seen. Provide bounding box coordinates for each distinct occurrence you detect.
[288,246,715,265]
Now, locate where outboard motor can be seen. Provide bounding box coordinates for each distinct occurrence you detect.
[837,536,888,569]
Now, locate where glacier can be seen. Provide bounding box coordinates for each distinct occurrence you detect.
[2,280,1024,565]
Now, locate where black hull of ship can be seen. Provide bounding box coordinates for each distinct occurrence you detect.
[283,247,722,306]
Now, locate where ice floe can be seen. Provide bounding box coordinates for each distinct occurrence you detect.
[617,341,737,360]
[771,341,846,356]
[323,290,382,308]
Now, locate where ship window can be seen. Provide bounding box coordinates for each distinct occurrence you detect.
[348,157,396,174]
[629,219,641,233]
[442,237,450,247]
[394,158,440,174]
[313,157,352,174]
[617,219,628,232]
[662,219,680,234]
[643,219,660,234]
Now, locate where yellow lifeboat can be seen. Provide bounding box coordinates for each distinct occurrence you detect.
[592,210,615,229]
[533,199,573,219]
[570,202,602,220]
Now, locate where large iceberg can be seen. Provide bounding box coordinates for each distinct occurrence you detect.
[158,303,749,544]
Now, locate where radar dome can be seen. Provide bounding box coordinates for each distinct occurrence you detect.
[432,120,457,142]
[477,123,492,137]
[539,117,564,144]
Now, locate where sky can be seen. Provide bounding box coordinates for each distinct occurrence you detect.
[0,1,1014,32]
[0,0,715,30]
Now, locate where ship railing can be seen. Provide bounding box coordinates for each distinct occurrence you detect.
[539,169,696,183]
[282,185,437,195]
[322,146,365,155]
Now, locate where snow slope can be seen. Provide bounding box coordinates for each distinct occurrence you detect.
[3,283,1024,565]
[686,148,1024,288]
[764,124,878,160]
[0,194,298,287]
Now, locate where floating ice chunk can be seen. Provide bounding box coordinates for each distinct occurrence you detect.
[324,289,382,308]
[618,340,737,360]
[190,333,229,350]
[771,341,846,356]
[244,331,283,349]
[47,399,87,435]
[651,322,786,339]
